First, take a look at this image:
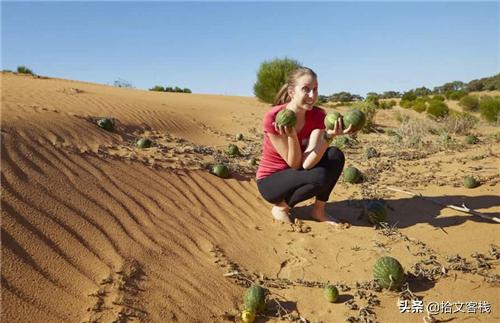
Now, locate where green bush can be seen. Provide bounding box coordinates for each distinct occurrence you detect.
[17,66,34,74]
[479,96,500,123]
[459,95,480,112]
[399,99,412,109]
[379,100,396,109]
[401,91,417,102]
[183,88,192,93]
[253,57,301,104]
[445,90,467,100]
[427,100,449,119]
[432,95,446,102]
[149,85,165,92]
[412,100,427,113]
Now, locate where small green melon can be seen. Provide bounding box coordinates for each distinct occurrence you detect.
[226,144,240,156]
[323,285,339,303]
[236,133,244,141]
[364,147,379,159]
[136,138,152,148]
[367,200,387,225]
[463,176,480,188]
[464,135,479,145]
[211,164,230,178]
[324,111,343,130]
[343,166,362,183]
[244,284,267,313]
[373,256,405,290]
[275,109,297,128]
[343,108,366,131]
[97,118,114,131]
[248,157,257,166]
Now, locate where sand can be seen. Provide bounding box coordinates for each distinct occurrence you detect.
[1,72,499,323]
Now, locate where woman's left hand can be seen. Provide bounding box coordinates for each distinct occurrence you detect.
[326,117,356,137]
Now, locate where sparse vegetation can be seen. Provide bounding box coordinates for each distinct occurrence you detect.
[426,100,449,119]
[149,85,192,93]
[479,96,500,124]
[459,95,480,111]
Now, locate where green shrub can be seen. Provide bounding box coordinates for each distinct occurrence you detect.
[479,96,500,123]
[412,100,427,113]
[459,95,480,112]
[149,85,165,92]
[427,100,449,119]
[442,111,478,135]
[17,66,33,75]
[253,57,301,104]
[432,95,446,102]
[401,91,417,102]
[183,88,192,93]
[400,99,412,109]
[445,90,467,100]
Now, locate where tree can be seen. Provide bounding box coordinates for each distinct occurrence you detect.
[253,57,301,104]
[414,86,431,97]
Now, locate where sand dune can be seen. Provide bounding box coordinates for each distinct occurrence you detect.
[1,72,499,322]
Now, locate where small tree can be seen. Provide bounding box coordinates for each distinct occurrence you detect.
[149,85,165,92]
[459,95,479,111]
[401,91,417,102]
[253,57,301,104]
[17,65,34,75]
[183,88,192,93]
[427,100,449,119]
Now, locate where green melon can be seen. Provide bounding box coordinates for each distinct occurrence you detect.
[324,111,343,130]
[136,138,152,148]
[323,285,339,303]
[343,108,366,131]
[244,284,267,313]
[275,109,297,128]
[97,118,114,131]
[332,135,350,148]
[367,201,387,225]
[463,176,480,188]
[248,157,257,166]
[236,133,244,141]
[343,166,362,183]
[364,147,379,159]
[226,144,240,156]
[211,164,230,178]
[373,256,405,290]
[464,135,479,145]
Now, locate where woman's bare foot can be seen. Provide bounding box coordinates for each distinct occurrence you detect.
[311,203,340,225]
[272,205,292,223]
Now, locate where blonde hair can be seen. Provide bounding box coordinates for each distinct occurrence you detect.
[273,67,317,106]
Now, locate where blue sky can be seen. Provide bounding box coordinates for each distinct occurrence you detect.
[2,1,499,97]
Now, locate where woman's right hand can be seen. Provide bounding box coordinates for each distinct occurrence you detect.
[273,122,296,137]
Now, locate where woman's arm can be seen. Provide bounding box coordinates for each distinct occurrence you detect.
[301,129,329,170]
[268,127,303,169]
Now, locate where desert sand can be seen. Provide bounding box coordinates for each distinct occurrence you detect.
[1,72,499,323]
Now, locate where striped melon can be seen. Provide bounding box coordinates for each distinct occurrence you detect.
[275,109,297,128]
[373,256,405,290]
[323,285,339,303]
[464,135,479,145]
[136,138,152,148]
[226,144,240,156]
[367,200,387,225]
[343,108,366,131]
[343,166,362,183]
[463,176,480,188]
[97,118,114,131]
[211,164,230,178]
[244,284,267,313]
[324,111,343,130]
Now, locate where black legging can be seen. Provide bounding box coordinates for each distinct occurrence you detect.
[257,147,345,207]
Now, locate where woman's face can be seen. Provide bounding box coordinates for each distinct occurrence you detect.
[289,74,318,111]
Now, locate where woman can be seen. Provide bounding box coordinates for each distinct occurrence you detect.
[256,67,356,224]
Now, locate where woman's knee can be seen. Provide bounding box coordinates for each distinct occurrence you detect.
[326,147,345,168]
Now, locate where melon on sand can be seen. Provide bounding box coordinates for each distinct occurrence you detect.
[463,176,480,188]
[97,118,114,131]
[244,284,267,313]
[464,134,479,144]
[366,200,387,225]
[211,164,230,178]
[324,111,343,130]
[323,285,339,303]
[364,147,379,159]
[275,109,297,128]
[136,138,152,148]
[373,256,405,290]
[343,108,366,131]
[226,144,240,156]
[343,166,362,183]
